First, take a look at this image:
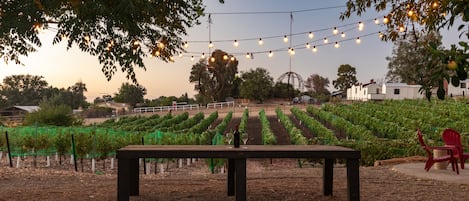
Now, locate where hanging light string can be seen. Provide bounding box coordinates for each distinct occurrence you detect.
[207,5,346,15]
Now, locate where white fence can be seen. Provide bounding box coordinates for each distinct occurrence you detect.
[133,101,235,113]
[206,101,235,109]
[133,104,200,113]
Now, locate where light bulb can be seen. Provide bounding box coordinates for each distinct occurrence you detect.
[289,48,295,55]
[233,40,239,47]
[158,42,165,49]
[210,57,215,62]
[283,35,288,43]
[308,32,314,39]
[374,18,379,24]
[268,51,273,58]
[358,21,364,31]
[84,35,90,43]
[208,41,214,48]
[356,37,361,44]
[191,56,195,61]
[183,42,189,48]
[169,56,175,61]
[334,42,340,48]
[408,10,414,17]
[399,26,405,32]
[312,46,317,52]
[230,57,235,61]
[306,43,311,49]
[246,53,251,59]
[383,16,389,24]
[154,50,160,56]
[323,38,328,44]
[432,2,438,9]
[258,38,263,45]
[178,53,183,57]
[333,27,338,35]
[201,53,205,59]
[223,55,228,60]
[378,32,384,38]
[341,32,346,38]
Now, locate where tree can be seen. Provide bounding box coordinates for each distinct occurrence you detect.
[189,49,239,102]
[305,74,331,101]
[272,82,299,99]
[239,68,274,103]
[0,74,48,107]
[332,64,358,91]
[68,81,88,109]
[386,31,447,99]
[113,83,146,107]
[24,101,81,126]
[341,0,469,100]
[0,0,223,83]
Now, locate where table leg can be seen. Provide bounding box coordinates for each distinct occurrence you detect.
[117,158,130,201]
[129,158,139,195]
[323,158,333,196]
[235,159,246,201]
[347,159,360,201]
[227,159,235,196]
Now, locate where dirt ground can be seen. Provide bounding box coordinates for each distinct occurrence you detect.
[1,157,469,201]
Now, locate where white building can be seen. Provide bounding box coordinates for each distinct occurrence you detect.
[447,79,469,97]
[347,81,424,101]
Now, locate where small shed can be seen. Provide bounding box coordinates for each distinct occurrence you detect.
[0,106,40,126]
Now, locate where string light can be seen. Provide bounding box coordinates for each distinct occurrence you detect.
[358,21,364,31]
[334,42,340,48]
[158,42,165,49]
[233,40,239,47]
[333,27,338,35]
[33,24,43,32]
[305,43,311,49]
[268,51,274,57]
[383,16,389,24]
[374,18,379,24]
[341,32,346,38]
[399,25,405,32]
[178,52,183,57]
[432,2,438,9]
[283,35,288,43]
[210,56,215,62]
[289,48,295,55]
[258,38,264,45]
[246,53,251,59]
[169,56,175,61]
[312,46,317,52]
[154,50,160,56]
[356,37,361,44]
[230,56,235,61]
[208,41,214,48]
[223,55,228,60]
[84,35,91,43]
[308,32,314,39]
[378,32,384,38]
[201,53,206,59]
[183,42,189,48]
[323,37,328,44]
[191,56,195,61]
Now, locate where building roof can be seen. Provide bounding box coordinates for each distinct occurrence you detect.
[385,83,421,88]
[9,106,41,113]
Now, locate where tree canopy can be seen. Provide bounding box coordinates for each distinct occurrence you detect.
[333,64,358,91]
[0,0,223,83]
[304,74,330,101]
[189,49,238,102]
[341,0,469,99]
[239,68,273,103]
[113,83,146,107]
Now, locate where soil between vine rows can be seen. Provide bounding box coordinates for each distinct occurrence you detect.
[1,107,468,200]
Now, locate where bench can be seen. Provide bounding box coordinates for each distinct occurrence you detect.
[117,145,361,201]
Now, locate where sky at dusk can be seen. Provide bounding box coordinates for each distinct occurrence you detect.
[0,0,462,102]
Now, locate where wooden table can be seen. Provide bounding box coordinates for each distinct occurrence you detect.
[117,145,361,201]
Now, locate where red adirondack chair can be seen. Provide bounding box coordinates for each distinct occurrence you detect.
[417,129,459,174]
[442,128,469,169]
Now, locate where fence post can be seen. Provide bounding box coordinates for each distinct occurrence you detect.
[5,131,13,167]
[71,134,78,172]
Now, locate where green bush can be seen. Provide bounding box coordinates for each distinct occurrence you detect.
[25,103,81,126]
